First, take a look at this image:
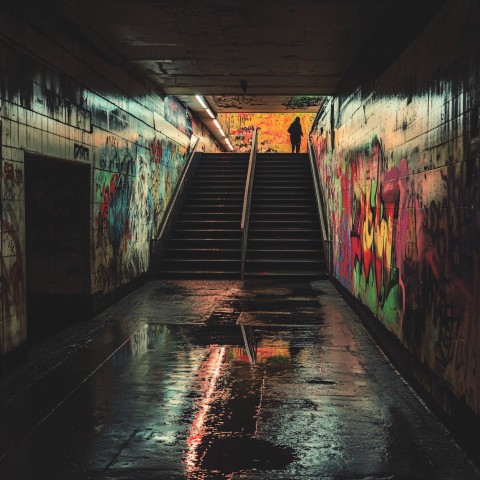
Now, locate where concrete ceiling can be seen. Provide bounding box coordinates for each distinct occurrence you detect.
[63,0,395,99]
[52,0,446,143]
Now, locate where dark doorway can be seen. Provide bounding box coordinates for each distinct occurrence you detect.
[25,155,90,343]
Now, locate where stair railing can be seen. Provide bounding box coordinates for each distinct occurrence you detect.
[240,128,259,279]
[149,136,200,272]
[307,135,333,275]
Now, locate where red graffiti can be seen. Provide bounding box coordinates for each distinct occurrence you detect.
[3,162,23,200]
[150,139,163,164]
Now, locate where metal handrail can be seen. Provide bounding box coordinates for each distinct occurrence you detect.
[154,136,200,244]
[307,135,333,274]
[240,128,259,279]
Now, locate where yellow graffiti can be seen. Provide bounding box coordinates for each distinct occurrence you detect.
[362,183,374,251]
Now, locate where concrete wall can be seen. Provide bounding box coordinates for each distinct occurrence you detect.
[218,113,315,153]
[311,0,480,418]
[0,8,221,354]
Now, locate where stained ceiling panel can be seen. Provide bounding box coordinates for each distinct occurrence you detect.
[57,0,444,112]
[63,0,390,98]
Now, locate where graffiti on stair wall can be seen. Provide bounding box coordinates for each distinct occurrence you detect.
[218,113,316,153]
[311,79,480,416]
[93,133,187,296]
[164,96,193,138]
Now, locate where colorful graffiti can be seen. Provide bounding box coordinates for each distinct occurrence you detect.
[93,134,187,295]
[164,96,193,138]
[311,87,480,416]
[218,113,316,153]
[0,33,222,354]
[331,138,404,330]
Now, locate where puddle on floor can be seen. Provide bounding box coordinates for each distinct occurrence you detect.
[112,323,303,477]
[201,436,296,473]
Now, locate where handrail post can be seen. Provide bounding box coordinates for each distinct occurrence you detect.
[240,128,259,279]
[307,135,332,275]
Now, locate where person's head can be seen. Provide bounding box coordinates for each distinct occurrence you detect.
[295,117,300,123]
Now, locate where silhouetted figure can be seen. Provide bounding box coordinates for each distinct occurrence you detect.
[288,117,303,153]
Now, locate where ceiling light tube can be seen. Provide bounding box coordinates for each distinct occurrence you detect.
[205,108,215,119]
[195,95,207,109]
[213,119,221,129]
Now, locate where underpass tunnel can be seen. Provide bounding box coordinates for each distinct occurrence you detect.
[0,0,479,477]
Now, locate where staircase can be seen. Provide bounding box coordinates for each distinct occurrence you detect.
[162,153,249,278]
[245,153,326,279]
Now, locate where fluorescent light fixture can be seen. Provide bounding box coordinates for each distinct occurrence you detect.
[195,95,207,109]
[205,108,215,119]
[213,119,221,129]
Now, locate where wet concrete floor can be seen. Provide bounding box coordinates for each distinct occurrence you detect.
[0,279,479,479]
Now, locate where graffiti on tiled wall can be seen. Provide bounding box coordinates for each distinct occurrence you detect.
[0,38,220,352]
[164,96,193,138]
[93,133,187,295]
[218,113,316,153]
[311,80,480,415]
[1,152,26,351]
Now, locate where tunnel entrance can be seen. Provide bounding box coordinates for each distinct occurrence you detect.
[25,155,90,343]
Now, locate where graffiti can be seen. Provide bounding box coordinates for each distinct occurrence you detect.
[219,113,316,153]
[96,171,131,252]
[94,135,187,295]
[3,161,23,200]
[74,144,90,161]
[109,109,128,131]
[259,140,278,153]
[129,152,153,246]
[0,36,223,353]
[150,139,163,164]
[282,96,324,110]
[98,136,134,174]
[93,258,120,296]
[211,96,269,110]
[327,137,403,324]
[312,82,480,416]
[164,96,192,138]
[211,95,324,112]
[1,204,26,349]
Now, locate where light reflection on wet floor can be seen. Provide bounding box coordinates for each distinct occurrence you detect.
[0,280,479,479]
